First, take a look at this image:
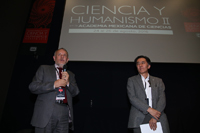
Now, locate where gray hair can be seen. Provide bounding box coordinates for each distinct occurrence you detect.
[54,48,69,57]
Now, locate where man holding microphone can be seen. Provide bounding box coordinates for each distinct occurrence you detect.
[29,48,80,133]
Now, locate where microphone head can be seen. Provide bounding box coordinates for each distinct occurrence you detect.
[63,64,67,71]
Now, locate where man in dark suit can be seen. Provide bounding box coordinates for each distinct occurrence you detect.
[29,48,80,133]
[127,55,170,133]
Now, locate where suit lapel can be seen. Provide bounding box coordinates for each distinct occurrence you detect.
[135,74,145,92]
[49,65,57,81]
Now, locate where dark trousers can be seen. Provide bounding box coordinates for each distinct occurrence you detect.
[35,103,69,133]
[133,115,152,133]
[133,128,141,133]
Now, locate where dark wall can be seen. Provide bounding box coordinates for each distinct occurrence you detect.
[1,0,200,133]
[0,0,34,121]
[1,57,200,133]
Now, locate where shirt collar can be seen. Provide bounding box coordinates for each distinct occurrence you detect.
[54,64,60,70]
[140,74,149,81]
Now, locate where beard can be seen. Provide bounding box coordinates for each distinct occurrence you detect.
[57,63,65,68]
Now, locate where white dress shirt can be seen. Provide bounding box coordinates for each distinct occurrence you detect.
[141,74,152,108]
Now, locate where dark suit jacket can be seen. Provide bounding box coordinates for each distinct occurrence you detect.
[127,74,170,133]
[29,65,80,130]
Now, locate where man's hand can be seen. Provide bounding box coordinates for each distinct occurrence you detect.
[61,71,69,86]
[54,79,67,88]
[147,107,161,120]
[149,118,157,131]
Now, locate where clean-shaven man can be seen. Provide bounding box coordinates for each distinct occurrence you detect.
[127,55,170,133]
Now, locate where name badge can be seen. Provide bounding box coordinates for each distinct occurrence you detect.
[56,88,65,100]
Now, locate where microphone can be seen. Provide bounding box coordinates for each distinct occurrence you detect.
[63,64,67,72]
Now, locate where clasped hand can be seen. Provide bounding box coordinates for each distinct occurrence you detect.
[147,107,161,131]
[54,72,69,88]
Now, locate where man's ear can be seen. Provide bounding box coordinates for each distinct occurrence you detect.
[148,64,151,69]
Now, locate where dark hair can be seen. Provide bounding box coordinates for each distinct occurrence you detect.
[134,55,151,65]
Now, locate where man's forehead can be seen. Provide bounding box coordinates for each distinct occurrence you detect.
[137,58,146,62]
[56,49,67,54]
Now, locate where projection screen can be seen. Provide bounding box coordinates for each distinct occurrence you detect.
[59,0,200,63]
